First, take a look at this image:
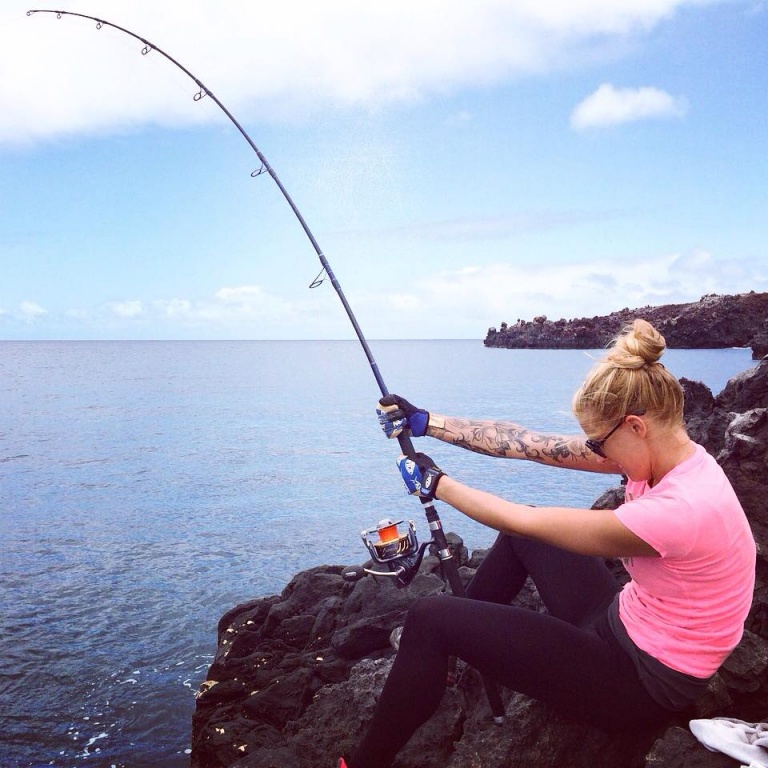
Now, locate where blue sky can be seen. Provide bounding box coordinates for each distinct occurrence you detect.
[1,0,766,340]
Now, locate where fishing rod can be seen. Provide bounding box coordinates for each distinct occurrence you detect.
[28,9,505,721]
[26,5,441,564]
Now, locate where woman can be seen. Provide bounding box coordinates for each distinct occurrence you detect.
[339,320,756,768]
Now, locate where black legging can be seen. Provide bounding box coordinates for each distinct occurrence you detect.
[348,533,671,768]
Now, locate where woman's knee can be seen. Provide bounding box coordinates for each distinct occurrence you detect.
[401,595,453,646]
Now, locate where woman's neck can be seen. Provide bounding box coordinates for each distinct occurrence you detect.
[648,428,694,487]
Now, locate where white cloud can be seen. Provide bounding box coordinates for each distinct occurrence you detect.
[158,298,193,317]
[20,301,48,317]
[111,300,143,317]
[0,0,715,144]
[3,251,763,340]
[211,285,301,320]
[215,285,275,304]
[354,250,768,338]
[571,83,688,130]
[100,284,338,336]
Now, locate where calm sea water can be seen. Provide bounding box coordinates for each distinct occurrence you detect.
[0,340,756,768]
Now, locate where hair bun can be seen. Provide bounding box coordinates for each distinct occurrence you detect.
[573,318,683,427]
[607,319,666,369]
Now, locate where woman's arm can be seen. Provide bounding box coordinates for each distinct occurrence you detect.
[426,414,620,474]
[435,475,657,558]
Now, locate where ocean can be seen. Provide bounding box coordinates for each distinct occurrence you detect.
[0,340,757,768]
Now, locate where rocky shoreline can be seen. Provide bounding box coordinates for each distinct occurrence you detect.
[484,292,768,359]
[191,358,767,768]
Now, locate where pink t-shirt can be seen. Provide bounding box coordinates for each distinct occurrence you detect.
[613,443,756,678]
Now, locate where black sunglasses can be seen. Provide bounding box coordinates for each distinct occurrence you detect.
[585,411,646,458]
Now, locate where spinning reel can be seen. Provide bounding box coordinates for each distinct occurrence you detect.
[341,518,430,588]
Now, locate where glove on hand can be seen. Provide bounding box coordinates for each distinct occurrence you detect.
[397,452,445,500]
[377,394,429,439]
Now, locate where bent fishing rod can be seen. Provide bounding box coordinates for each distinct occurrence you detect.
[24,6,456,590]
[28,9,505,719]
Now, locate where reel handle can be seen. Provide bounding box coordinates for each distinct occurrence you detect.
[341,565,367,582]
[340,563,410,583]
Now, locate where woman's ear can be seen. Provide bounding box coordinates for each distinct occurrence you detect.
[627,414,648,436]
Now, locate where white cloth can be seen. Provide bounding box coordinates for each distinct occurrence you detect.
[690,718,768,767]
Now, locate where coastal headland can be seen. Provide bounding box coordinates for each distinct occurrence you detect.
[484,292,768,359]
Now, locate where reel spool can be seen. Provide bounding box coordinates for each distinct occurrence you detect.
[362,518,419,564]
[341,518,426,587]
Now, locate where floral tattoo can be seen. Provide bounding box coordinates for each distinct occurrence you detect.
[437,418,591,465]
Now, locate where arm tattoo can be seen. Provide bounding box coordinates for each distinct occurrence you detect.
[434,417,592,466]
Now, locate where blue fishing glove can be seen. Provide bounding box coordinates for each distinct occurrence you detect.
[397,453,445,500]
[377,395,429,439]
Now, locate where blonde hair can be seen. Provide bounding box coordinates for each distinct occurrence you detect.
[572,319,684,428]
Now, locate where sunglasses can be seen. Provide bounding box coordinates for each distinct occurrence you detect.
[585,411,646,458]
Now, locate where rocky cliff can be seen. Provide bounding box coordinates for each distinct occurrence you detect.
[191,359,768,768]
[484,292,768,359]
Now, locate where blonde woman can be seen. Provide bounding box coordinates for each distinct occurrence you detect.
[340,320,756,768]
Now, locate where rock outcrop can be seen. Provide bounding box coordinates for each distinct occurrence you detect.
[484,292,768,360]
[191,359,768,768]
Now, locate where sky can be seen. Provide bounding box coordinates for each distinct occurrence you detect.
[0,0,766,340]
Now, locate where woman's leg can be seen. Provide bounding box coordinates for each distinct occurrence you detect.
[348,594,666,768]
[348,537,633,768]
[466,532,620,624]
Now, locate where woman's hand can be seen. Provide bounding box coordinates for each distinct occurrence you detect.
[397,452,445,499]
[377,395,429,439]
